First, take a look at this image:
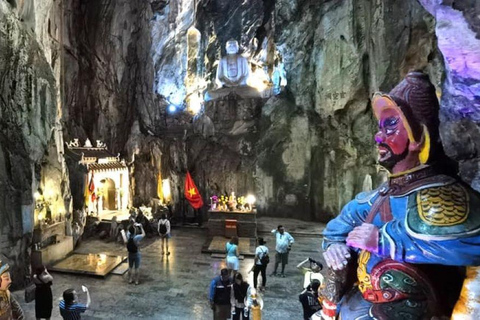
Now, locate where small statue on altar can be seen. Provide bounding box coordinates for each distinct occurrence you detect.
[228,192,237,211]
[216,40,250,88]
[0,261,24,320]
[321,71,480,319]
[210,195,219,211]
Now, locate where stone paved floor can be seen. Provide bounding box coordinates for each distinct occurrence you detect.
[15,218,326,319]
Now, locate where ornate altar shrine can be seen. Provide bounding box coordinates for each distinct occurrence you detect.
[207,209,257,238]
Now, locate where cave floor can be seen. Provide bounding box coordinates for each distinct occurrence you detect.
[16,217,326,319]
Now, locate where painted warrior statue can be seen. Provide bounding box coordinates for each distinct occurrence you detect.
[0,261,24,320]
[215,39,250,88]
[321,71,480,319]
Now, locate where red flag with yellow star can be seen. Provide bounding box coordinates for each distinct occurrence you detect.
[184,171,203,209]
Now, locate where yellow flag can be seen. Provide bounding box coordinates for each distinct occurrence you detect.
[84,173,91,206]
[157,172,163,200]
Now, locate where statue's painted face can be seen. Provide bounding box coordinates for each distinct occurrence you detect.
[226,41,239,54]
[0,272,11,291]
[374,107,410,171]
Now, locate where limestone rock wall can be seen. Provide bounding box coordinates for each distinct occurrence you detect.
[0,0,59,285]
[3,1,480,283]
[62,0,149,150]
[257,0,442,220]
[58,0,446,221]
[418,0,480,191]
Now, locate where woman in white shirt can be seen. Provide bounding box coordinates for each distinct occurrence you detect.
[157,214,171,256]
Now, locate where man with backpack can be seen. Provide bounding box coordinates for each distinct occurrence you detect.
[209,268,233,320]
[126,223,145,285]
[157,214,171,256]
[252,237,269,291]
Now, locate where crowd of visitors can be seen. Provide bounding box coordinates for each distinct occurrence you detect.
[206,224,317,320]
[4,215,319,320]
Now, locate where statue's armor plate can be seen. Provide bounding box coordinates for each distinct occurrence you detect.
[406,182,480,239]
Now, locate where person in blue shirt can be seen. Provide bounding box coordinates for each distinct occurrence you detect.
[59,287,91,320]
[209,268,233,320]
[226,236,240,277]
[271,225,294,277]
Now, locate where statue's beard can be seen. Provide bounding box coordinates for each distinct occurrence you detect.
[378,142,410,172]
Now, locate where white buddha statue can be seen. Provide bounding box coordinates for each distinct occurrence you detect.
[215,40,251,88]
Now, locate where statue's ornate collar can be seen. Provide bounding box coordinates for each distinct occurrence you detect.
[381,165,453,196]
[388,165,435,185]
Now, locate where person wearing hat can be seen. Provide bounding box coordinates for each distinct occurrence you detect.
[0,260,24,320]
[321,71,480,319]
[209,268,233,320]
[252,238,269,291]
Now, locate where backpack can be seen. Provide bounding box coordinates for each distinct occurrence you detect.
[159,221,167,235]
[260,248,269,265]
[127,237,138,253]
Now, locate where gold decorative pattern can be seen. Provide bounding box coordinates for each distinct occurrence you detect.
[0,291,9,317]
[416,184,469,226]
[357,250,373,294]
[451,266,480,319]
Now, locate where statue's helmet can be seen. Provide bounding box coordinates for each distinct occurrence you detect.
[372,71,441,165]
[225,39,239,54]
[0,260,8,276]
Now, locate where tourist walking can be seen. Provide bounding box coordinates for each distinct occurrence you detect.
[230,273,251,320]
[33,265,53,320]
[59,287,91,320]
[209,268,233,320]
[127,223,145,285]
[271,225,294,277]
[252,238,268,291]
[157,214,171,256]
[226,236,240,277]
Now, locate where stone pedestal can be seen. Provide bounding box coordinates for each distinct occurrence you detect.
[31,221,74,269]
[33,221,65,244]
[31,236,74,269]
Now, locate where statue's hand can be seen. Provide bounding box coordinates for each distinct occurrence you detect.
[346,223,379,253]
[323,243,351,271]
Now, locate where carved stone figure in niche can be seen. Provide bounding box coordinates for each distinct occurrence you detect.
[206,40,261,101]
[216,40,250,88]
[321,71,480,320]
[0,261,24,320]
